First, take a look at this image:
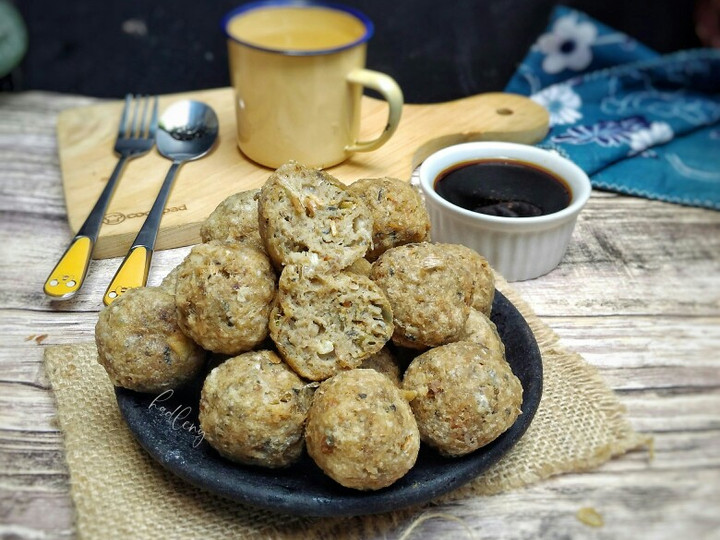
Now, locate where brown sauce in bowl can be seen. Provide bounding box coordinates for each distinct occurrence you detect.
[433,159,572,217]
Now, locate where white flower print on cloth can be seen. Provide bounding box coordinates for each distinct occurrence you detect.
[506,2,720,210]
[532,84,583,126]
[536,12,597,74]
[628,122,674,156]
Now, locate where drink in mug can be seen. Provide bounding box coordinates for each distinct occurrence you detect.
[222,1,403,168]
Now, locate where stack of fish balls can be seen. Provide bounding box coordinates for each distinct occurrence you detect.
[94,161,523,491]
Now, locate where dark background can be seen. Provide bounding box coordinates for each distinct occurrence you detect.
[13,0,702,103]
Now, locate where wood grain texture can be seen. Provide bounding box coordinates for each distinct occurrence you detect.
[1,91,719,540]
[56,88,548,259]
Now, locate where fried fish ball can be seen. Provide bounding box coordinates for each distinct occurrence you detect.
[370,242,473,349]
[199,350,315,468]
[358,346,401,386]
[200,189,266,253]
[269,265,394,381]
[175,241,276,355]
[347,177,431,261]
[258,161,372,272]
[305,369,420,490]
[459,308,506,357]
[346,257,372,276]
[402,341,523,457]
[95,287,205,393]
[436,243,495,316]
[158,263,181,294]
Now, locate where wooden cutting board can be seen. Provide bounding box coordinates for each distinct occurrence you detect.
[56,87,548,259]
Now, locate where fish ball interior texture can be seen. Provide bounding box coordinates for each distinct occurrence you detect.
[305,369,420,490]
[95,160,529,492]
[269,265,394,381]
[258,161,372,273]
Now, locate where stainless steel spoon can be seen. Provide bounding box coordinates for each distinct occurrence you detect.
[103,100,219,305]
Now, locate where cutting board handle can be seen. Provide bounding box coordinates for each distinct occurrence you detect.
[403,92,550,171]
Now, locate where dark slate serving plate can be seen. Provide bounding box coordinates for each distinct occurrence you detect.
[116,290,542,517]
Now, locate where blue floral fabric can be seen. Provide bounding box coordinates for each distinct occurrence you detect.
[505,6,720,210]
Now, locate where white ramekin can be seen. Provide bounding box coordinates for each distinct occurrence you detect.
[418,142,591,281]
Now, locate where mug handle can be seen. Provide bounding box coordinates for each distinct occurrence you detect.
[345,68,403,153]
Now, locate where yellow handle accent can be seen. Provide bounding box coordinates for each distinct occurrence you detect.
[44,236,93,299]
[345,68,404,153]
[103,246,152,305]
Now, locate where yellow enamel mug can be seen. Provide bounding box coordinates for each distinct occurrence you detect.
[222,0,403,168]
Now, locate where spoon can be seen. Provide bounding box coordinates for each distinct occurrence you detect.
[103,100,219,305]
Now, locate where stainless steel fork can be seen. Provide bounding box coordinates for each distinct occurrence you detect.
[44,94,159,300]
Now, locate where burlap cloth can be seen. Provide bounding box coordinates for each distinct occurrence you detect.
[43,278,649,539]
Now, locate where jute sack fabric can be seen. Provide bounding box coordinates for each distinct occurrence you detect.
[43,277,649,539]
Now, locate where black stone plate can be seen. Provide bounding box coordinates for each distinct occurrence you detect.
[116,290,542,517]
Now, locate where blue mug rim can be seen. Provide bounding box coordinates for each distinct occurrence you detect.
[221,0,375,56]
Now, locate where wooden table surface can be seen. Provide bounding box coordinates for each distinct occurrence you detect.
[1,91,719,539]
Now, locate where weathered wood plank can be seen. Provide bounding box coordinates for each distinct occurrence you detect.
[0,489,75,538]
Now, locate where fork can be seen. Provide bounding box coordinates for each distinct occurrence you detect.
[43,94,159,300]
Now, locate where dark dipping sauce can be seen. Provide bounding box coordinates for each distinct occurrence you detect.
[434,158,571,217]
